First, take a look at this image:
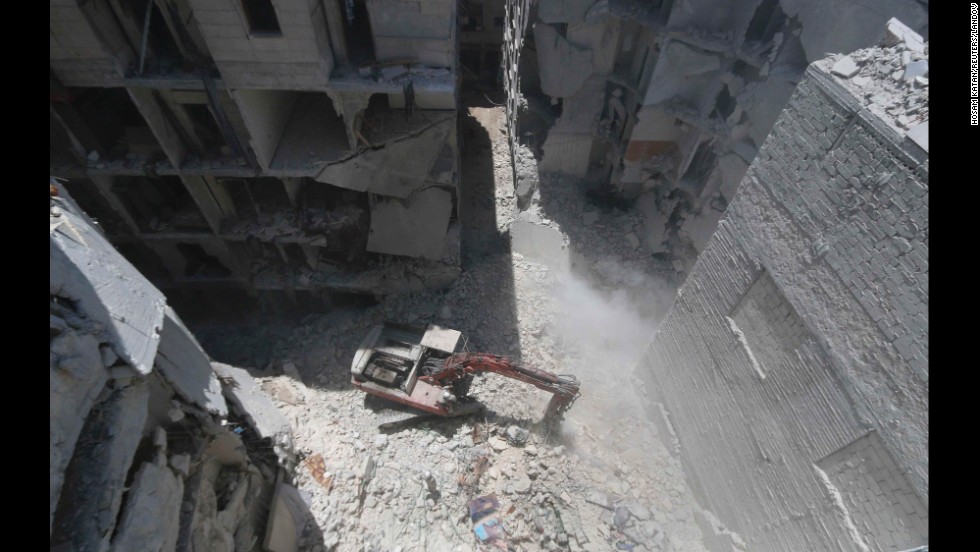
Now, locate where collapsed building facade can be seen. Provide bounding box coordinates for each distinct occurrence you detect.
[502,0,927,267]
[50,0,462,315]
[636,39,928,552]
[50,182,313,551]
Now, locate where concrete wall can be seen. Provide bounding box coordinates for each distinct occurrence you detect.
[50,0,129,86]
[636,56,928,552]
[233,89,300,170]
[368,0,457,67]
[189,0,333,89]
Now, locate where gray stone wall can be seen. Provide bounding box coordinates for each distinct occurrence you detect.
[636,47,928,552]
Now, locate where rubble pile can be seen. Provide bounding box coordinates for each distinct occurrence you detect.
[822,21,928,150]
[50,187,307,552]
[193,105,713,551]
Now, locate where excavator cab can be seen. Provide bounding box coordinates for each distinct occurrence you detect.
[351,322,483,417]
[351,322,580,421]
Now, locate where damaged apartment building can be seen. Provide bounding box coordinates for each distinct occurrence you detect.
[51,183,306,551]
[501,0,927,268]
[50,0,462,315]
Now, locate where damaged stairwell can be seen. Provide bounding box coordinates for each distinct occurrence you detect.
[50,180,313,552]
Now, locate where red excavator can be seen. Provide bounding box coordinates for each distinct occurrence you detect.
[351,323,581,422]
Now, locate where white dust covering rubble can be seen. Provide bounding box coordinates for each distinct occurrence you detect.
[820,35,928,151]
[195,105,713,551]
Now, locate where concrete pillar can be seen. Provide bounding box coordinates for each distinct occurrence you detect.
[88,175,143,235]
[180,176,226,233]
[127,87,188,168]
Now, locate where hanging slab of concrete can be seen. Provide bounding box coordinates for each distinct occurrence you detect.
[263,483,308,552]
[109,460,184,552]
[534,23,594,98]
[155,306,228,416]
[212,362,292,446]
[50,200,166,375]
[51,380,150,552]
[538,0,597,23]
[314,119,453,198]
[50,329,108,535]
[366,187,454,260]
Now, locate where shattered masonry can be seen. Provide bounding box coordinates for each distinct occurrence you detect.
[50,0,462,314]
[51,183,305,552]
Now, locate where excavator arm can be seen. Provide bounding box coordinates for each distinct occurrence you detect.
[420,353,581,419]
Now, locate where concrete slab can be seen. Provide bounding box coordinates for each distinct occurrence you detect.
[315,119,453,198]
[263,483,308,552]
[50,201,166,375]
[109,460,184,552]
[366,187,454,260]
[212,362,292,445]
[50,329,108,535]
[155,307,228,416]
[831,55,861,79]
[51,380,150,552]
[903,60,928,81]
[665,42,721,77]
[883,17,925,53]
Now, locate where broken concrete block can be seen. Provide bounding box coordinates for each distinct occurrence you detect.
[315,119,453,198]
[50,329,108,535]
[212,362,292,448]
[903,60,928,81]
[51,380,150,552]
[263,483,308,552]
[514,474,533,494]
[155,307,228,416]
[665,42,721,77]
[109,460,184,552]
[534,23,594,98]
[883,17,925,53]
[831,56,860,78]
[366,188,454,260]
[50,203,166,375]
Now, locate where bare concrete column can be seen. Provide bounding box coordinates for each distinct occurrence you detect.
[180,176,226,233]
[127,87,188,168]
